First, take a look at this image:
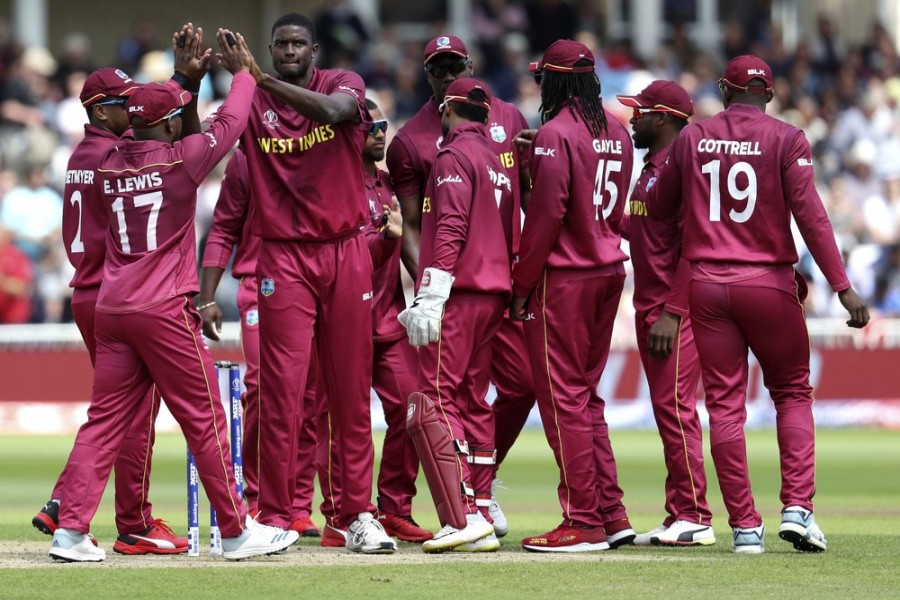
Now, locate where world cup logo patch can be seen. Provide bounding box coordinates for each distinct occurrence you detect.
[260,278,275,297]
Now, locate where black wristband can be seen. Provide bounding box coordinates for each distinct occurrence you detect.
[170,71,200,94]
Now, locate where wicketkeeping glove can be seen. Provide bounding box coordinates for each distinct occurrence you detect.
[398,267,454,347]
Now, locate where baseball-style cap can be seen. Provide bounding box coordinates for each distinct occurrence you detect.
[529,39,596,75]
[616,80,694,119]
[423,35,468,64]
[126,83,191,128]
[441,77,492,111]
[80,68,140,107]
[719,55,774,93]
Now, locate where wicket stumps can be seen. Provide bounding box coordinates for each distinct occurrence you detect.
[187,360,243,557]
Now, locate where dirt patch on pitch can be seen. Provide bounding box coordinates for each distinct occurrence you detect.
[0,540,702,569]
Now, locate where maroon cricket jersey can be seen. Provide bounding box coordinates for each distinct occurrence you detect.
[386,97,529,254]
[201,149,259,279]
[628,142,690,320]
[63,125,133,289]
[364,168,406,342]
[96,72,256,312]
[241,68,370,242]
[650,103,850,291]
[418,122,514,295]
[513,106,633,297]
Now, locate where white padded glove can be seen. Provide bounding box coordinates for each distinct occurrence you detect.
[398,267,454,347]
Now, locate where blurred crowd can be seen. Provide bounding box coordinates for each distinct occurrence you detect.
[1,4,899,324]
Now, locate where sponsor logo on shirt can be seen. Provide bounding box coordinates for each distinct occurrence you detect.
[797,158,814,167]
[523,312,536,321]
[363,291,373,301]
[629,199,648,217]
[245,309,259,327]
[489,124,507,143]
[645,176,657,191]
[535,146,555,157]
[204,131,217,147]
[437,174,463,186]
[436,136,444,150]
[488,166,512,191]
[338,85,360,98]
[262,109,279,129]
[260,278,275,297]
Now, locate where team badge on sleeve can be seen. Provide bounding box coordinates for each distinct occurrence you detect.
[260,278,275,297]
[490,124,507,143]
[245,309,259,326]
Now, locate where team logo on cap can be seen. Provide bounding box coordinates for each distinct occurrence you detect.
[114,69,131,81]
[489,124,507,143]
[260,278,275,297]
[262,109,279,129]
[437,36,450,48]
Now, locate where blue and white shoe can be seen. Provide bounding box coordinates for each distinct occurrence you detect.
[732,523,765,554]
[222,521,298,560]
[49,528,105,562]
[779,506,827,552]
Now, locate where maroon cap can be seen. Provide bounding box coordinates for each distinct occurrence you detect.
[126,83,191,128]
[442,77,492,111]
[530,39,595,75]
[616,80,694,119]
[423,35,468,65]
[719,55,773,93]
[80,68,140,107]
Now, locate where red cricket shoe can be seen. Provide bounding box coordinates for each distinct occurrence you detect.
[377,513,433,542]
[522,523,610,553]
[289,517,322,538]
[604,518,636,548]
[320,524,348,547]
[113,519,189,555]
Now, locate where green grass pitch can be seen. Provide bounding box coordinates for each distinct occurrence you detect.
[0,428,898,598]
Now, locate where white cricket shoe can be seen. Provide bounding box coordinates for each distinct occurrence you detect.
[453,532,501,553]
[779,506,827,552]
[633,524,667,547]
[652,520,716,546]
[732,523,765,554]
[346,512,398,554]
[489,479,508,537]
[422,512,494,554]
[222,522,299,560]
[49,528,105,562]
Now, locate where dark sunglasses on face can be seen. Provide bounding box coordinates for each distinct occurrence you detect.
[425,60,468,79]
[369,120,388,136]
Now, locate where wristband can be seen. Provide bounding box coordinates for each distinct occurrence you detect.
[197,301,217,311]
[170,71,200,94]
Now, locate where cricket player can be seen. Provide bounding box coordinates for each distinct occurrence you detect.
[400,77,513,553]
[616,81,714,547]
[48,30,299,562]
[649,55,869,554]
[240,12,396,553]
[511,39,636,552]
[386,35,534,536]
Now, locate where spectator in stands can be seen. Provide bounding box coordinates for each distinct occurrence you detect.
[0,223,32,323]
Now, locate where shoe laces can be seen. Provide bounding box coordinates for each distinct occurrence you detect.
[150,519,176,536]
[434,524,461,539]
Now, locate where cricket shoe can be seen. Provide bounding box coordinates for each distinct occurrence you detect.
[113,519,188,555]
[320,524,348,547]
[32,499,59,535]
[378,513,433,542]
[346,512,398,554]
[522,523,609,553]
[633,524,667,546]
[489,479,508,537]
[221,522,299,560]
[732,523,765,554]
[779,506,827,552]
[453,532,501,552]
[289,517,321,538]
[422,512,494,554]
[49,528,106,562]
[605,518,636,548]
[651,520,716,546]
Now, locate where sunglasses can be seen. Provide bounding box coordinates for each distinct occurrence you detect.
[163,107,184,121]
[632,107,667,120]
[425,60,468,79]
[369,120,388,136]
[96,97,127,106]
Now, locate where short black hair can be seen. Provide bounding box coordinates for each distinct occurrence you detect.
[272,13,315,41]
[365,98,378,111]
[449,89,489,124]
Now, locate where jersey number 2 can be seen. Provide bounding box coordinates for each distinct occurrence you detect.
[111,191,164,253]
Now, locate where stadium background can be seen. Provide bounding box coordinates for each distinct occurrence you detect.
[1,0,898,431]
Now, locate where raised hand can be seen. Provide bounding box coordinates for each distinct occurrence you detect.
[380,198,403,239]
[216,29,254,75]
[172,23,211,84]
